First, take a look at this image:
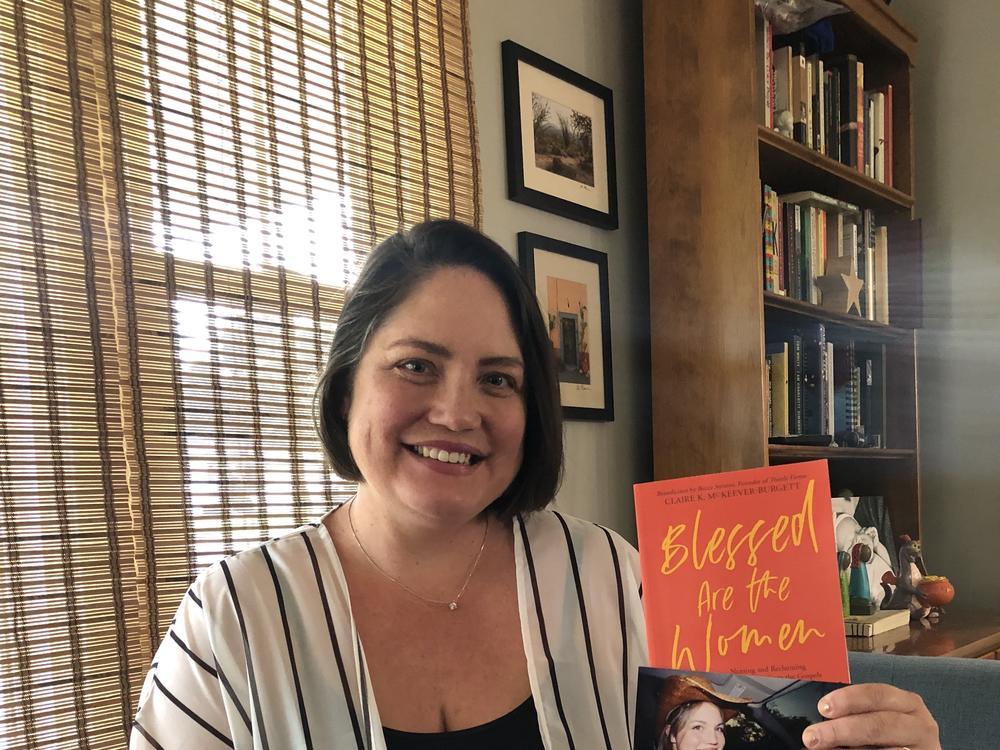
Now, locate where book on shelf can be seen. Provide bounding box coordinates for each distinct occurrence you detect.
[844,609,911,637]
[762,185,782,293]
[755,8,774,128]
[874,226,890,324]
[792,51,809,145]
[766,341,789,437]
[878,84,894,187]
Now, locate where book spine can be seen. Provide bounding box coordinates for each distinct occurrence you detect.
[825,341,835,437]
[862,209,875,320]
[791,334,803,435]
[815,57,825,154]
[808,206,818,304]
[876,225,889,323]
[777,196,786,294]
[850,364,861,432]
[793,53,808,145]
[856,60,864,173]
[766,17,774,128]
[801,323,825,435]
[774,47,792,129]
[785,203,800,300]
[806,58,814,150]
[874,92,885,183]
[884,84,893,187]
[763,186,775,291]
[830,68,841,162]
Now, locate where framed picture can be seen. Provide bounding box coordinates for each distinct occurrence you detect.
[502,41,618,230]
[518,232,614,421]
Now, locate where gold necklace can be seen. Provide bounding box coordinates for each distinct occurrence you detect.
[347,498,489,611]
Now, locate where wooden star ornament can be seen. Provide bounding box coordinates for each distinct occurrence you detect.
[816,255,864,316]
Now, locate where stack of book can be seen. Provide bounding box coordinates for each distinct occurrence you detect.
[758,12,894,186]
[761,186,890,324]
[844,609,911,637]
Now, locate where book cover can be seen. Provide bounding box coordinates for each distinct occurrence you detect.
[635,668,848,750]
[634,461,849,682]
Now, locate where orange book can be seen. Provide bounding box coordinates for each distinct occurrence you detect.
[634,460,849,682]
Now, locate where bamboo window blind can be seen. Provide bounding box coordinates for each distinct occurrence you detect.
[0,0,480,746]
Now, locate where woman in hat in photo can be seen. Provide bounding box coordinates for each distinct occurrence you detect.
[655,675,751,750]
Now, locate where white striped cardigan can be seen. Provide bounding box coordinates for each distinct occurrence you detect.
[130,508,649,750]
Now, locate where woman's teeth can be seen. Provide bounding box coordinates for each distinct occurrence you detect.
[412,445,472,465]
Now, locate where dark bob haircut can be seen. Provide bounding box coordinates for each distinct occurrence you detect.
[315,219,563,518]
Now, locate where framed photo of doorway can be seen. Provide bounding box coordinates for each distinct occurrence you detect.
[517,232,614,421]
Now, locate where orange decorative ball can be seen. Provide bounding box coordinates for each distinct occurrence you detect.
[917,576,955,607]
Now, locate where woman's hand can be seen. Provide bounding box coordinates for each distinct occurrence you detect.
[801,683,940,749]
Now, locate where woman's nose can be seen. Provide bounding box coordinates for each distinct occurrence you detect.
[427,378,481,431]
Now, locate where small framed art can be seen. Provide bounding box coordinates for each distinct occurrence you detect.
[502,41,618,230]
[518,232,614,421]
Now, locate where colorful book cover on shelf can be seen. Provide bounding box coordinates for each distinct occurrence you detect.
[635,667,848,750]
[634,460,849,683]
[762,186,779,292]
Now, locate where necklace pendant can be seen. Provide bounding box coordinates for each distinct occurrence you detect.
[448,601,458,611]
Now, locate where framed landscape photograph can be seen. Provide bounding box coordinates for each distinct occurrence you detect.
[502,41,618,229]
[518,232,614,421]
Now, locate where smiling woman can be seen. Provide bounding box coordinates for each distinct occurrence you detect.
[128,219,650,749]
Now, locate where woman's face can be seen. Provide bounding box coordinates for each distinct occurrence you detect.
[669,702,726,750]
[346,266,526,524]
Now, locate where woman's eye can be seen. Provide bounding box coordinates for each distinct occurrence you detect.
[484,372,518,391]
[397,359,431,376]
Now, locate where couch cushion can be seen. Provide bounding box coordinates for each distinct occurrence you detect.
[849,652,1000,746]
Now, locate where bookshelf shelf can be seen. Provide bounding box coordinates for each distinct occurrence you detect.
[758,126,913,215]
[763,291,909,341]
[768,445,915,461]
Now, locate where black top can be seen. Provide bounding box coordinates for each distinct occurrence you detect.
[382,697,545,750]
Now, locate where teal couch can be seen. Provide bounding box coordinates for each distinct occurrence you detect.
[849,652,1000,746]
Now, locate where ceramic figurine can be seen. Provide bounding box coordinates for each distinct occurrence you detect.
[848,542,877,615]
[884,535,931,619]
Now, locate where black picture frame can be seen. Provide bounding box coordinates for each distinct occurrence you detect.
[502,41,618,230]
[518,232,614,421]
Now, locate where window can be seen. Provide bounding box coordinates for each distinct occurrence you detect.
[0,1,479,746]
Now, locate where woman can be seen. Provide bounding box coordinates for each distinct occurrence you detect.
[130,219,939,750]
[654,675,750,750]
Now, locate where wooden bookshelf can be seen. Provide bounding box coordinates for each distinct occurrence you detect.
[643,0,925,549]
